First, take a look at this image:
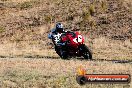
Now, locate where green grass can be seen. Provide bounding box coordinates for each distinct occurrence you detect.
[16,0,40,10]
[100,0,107,12]
[89,4,95,16]
[44,15,53,23]
[0,26,5,33]
[19,1,33,10]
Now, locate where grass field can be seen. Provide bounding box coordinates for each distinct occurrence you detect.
[0,58,131,88]
[0,37,131,88]
[0,0,131,87]
[0,35,131,88]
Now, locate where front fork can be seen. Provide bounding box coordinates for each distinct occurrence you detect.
[78,44,85,54]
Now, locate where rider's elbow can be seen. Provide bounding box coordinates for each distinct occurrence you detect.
[48,34,52,39]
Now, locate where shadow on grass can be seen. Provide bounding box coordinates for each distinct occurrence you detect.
[92,59,132,64]
[0,55,59,59]
[0,55,131,64]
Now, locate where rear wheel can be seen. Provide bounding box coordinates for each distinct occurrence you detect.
[55,46,69,59]
[80,44,92,60]
[55,46,61,57]
[61,51,68,59]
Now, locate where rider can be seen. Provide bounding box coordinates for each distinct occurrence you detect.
[48,23,65,46]
[48,23,67,58]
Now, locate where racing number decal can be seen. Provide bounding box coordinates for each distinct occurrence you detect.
[53,33,62,43]
[78,35,83,42]
[73,35,83,43]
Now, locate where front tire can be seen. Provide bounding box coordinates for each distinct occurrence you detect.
[80,44,92,60]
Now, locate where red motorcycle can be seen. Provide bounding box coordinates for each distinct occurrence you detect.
[54,31,92,60]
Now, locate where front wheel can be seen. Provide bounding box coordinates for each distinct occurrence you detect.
[80,44,92,60]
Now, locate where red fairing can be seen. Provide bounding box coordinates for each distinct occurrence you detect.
[75,32,84,43]
[61,31,84,47]
[61,35,68,42]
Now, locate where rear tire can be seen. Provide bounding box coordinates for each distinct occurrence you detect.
[55,46,69,59]
[55,46,61,57]
[61,51,68,59]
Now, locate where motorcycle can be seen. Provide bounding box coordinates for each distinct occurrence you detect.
[52,31,92,60]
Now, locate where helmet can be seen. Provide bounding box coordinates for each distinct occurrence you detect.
[56,23,64,32]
